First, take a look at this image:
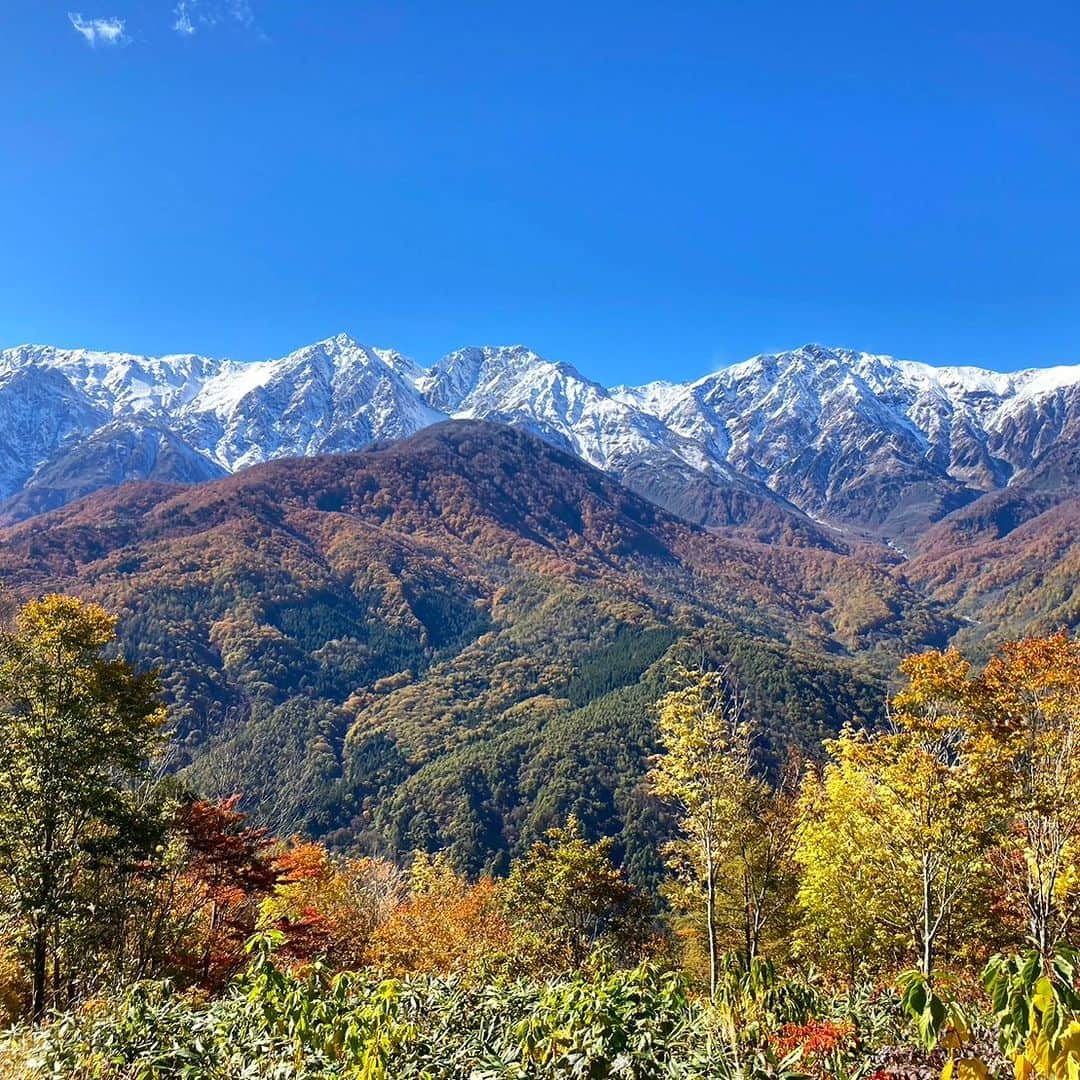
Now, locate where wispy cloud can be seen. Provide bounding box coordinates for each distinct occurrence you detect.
[171,0,258,36]
[172,1,196,35]
[68,12,130,46]
[227,1,256,29]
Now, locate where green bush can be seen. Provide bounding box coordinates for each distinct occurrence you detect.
[0,934,858,1079]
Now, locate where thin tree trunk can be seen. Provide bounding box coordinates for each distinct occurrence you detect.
[743,870,752,969]
[202,898,217,985]
[706,834,717,1002]
[922,853,934,981]
[31,924,47,1020]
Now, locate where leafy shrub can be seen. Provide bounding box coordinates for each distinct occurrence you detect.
[0,935,907,1079]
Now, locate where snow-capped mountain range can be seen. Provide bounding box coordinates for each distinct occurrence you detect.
[2,335,1079,542]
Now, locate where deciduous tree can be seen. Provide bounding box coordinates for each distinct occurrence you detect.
[502,816,651,971]
[977,632,1080,957]
[796,649,1001,982]
[0,595,164,1016]
[649,667,795,998]
[369,851,511,976]
[260,842,404,969]
[173,795,278,989]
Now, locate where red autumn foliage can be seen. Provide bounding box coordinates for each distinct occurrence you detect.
[265,841,336,963]
[172,796,279,990]
[771,1020,857,1076]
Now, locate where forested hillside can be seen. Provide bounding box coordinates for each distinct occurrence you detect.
[2,595,1080,1079]
[0,422,949,877]
[905,442,1080,656]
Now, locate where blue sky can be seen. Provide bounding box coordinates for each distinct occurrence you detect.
[2,1,1079,383]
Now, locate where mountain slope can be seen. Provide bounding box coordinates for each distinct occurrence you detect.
[616,344,1080,544]
[2,337,1078,543]
[0,422,226,525]
[0,421,949,875]
[176,334,443,471]
[904,436,1080,655]
[905,496,1080,657]
[0,337,800,532]
[0,364,106,500]
[419,345,816,536]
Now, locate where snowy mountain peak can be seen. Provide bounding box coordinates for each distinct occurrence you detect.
[612,343,1080,538]
[1,335,1079,541]
[324,331,362,349]
[275,333,427,388]
[419,345,549,413]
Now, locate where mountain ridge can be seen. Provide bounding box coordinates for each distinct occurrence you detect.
[2,336,1079,543]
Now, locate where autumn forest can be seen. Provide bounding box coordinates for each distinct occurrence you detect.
[0,586,1078,1078]
[0,424,1072,1077]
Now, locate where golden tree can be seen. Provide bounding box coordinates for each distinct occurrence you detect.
[794,751,909,982]
[796,649,1002,982]
[649,667,796,998]
[0,596,165,1016]
[368,852,512,977]
[977,632,1080,956]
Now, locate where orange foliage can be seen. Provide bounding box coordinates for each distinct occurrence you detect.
[368,855,513,977]
[261,843,405,971]
[771,1020,857,1077]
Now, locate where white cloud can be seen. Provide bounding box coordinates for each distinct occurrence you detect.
[170,0,258,36]
[172,1,196,35]
[68,12,130,46]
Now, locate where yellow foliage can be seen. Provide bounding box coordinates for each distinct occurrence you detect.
[795,692,1000,981]
[368,864,512,978]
